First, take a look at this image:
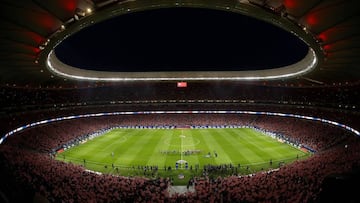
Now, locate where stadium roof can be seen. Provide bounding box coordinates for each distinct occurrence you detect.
[0,0,359,88]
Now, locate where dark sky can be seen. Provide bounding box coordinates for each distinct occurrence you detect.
[55,7,308,72]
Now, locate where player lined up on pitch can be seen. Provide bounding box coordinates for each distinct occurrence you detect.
[160,149,201,155]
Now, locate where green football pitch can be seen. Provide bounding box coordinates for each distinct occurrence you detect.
[56,128,309,185]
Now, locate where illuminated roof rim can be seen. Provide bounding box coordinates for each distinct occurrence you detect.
[47,48,317,81]
[41,0,323,81]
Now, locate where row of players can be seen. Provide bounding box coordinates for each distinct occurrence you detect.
[159,149,201,155]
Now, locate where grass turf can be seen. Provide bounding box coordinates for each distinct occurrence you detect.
[56,128,309,185]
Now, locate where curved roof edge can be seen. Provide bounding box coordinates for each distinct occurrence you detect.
[39,0,324,82]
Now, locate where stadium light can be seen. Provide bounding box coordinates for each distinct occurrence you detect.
[86,8,93,14]
[46,48,318,81]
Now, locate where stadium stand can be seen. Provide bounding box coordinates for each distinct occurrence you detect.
[1,106,359,202]
[1,0,360,202]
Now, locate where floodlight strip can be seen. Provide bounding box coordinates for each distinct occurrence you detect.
[46,49,317,81]
[1,110,358,145]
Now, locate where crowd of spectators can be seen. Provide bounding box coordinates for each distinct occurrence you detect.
[252,116,349,151]
[191,136,360,202]
[0,82,359,202]
[1,82,358,139]
[0,145,170,202]
[1,113,358,202]
[1,102,358,142]
[1,83,358,110]
[3,114,351,153]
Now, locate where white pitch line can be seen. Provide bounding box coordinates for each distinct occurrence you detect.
[180,130,184,167]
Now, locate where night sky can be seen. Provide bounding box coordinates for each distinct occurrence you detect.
[55,7,308,72]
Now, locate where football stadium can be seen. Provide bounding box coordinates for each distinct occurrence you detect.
[0,0,359,202]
